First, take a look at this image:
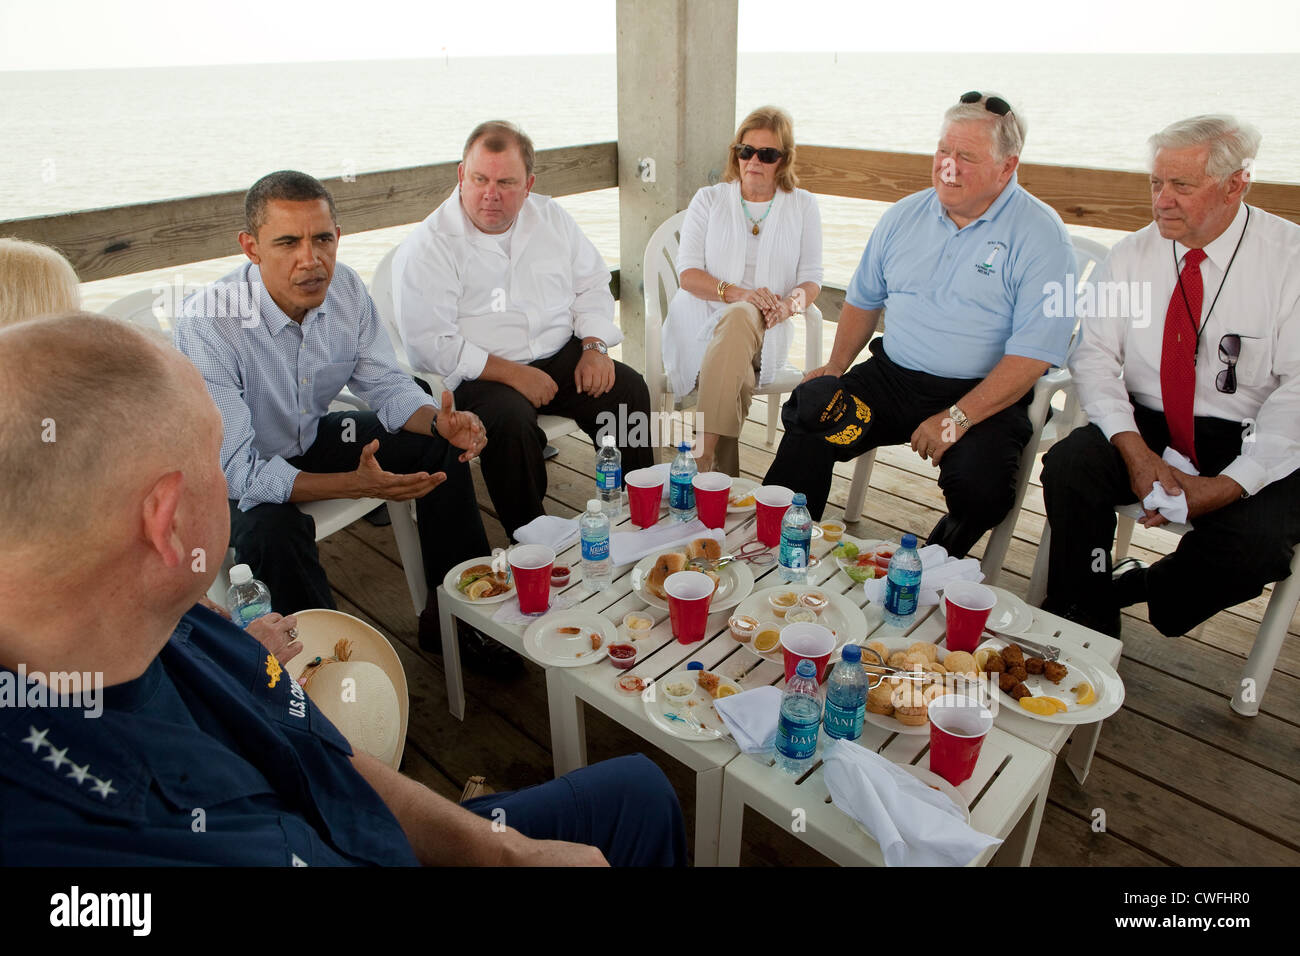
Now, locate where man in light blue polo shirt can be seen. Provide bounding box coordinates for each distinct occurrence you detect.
[765,92,1074,557]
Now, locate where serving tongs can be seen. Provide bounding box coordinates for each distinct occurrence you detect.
[858,646,982,691]
[984,630,1061,663]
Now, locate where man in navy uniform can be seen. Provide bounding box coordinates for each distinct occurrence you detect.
[0,314,685,866]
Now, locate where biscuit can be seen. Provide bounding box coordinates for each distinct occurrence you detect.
[908,641,940,662]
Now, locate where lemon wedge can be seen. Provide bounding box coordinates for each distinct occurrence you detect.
[1019,696,1068,715]
[974,648,993,671]
[717,684,739,698]
[1072,681,1096,706]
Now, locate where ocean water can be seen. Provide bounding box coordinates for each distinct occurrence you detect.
[1,52,1296,312]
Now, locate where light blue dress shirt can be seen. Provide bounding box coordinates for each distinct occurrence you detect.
[174,262,434,510]
[846,173,1075,379]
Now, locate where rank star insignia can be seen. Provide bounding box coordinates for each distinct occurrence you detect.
[265,653,282,689]
[90,777,117,799]
[21,726,50,753]
[66,762,91,785]
[43,745,70,771]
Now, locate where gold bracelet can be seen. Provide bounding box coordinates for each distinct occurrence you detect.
[717,280,730,302]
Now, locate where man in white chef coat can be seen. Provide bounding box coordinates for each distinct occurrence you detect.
[393,120,654,537]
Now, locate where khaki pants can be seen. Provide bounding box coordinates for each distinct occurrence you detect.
[696,302,763,477]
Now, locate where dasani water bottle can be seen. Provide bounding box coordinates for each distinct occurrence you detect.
[668,441,697,522]
[775,659,822,775]
[778,493,812,584]
[823,644,867,741]
[226,564,272,628]
[882,533,923,628]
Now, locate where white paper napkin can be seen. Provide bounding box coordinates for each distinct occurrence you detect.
[714,686,782,753]
[822,739,1002,866]
[513,514,580,552]
[491,590,576,627]
[609,520,724,567]
[863,555,984,607]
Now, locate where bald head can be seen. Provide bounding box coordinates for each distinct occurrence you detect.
[0,313,215,556]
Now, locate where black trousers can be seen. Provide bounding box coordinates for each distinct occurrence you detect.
[453,336,655,538]
[1041,403,1300,636]
[764,339,1033,558]
[227,411,490,616]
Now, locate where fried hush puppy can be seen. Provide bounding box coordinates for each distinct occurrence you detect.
[1009,682,1032,700]
[1001,643,1025,667]
[1006,665,1028,684]
[1042,660,1069,684]
[984,651,1005,673]
[1025,657,1045,675]
[998,671,1020,693]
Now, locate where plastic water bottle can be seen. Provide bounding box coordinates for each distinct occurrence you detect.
[776,659,822,775]
[823,644,867,741]
[668,441,697,522]
[882,533,923,628]
[596,435,622,520]
[579,498,611,592]
[226,564,272,628]
[778,492,813,584]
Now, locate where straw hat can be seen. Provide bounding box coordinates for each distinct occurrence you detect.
[291,609,409,770]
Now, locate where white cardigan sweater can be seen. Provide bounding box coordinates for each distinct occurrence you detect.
[661,181,823,399]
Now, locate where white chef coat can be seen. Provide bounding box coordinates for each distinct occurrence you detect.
[393,189,622,390]
[1071,203,1300,495]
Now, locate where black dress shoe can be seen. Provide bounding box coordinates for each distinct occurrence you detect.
[416,608,525,677]
[1044,597,1121,639]
[1112,557,1150,609]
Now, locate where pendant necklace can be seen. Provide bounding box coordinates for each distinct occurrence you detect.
[740,195,775,235]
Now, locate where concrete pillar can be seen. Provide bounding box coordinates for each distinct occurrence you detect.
[616,0,738,372]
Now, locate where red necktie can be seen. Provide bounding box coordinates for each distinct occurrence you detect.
[1160,248,1207,468]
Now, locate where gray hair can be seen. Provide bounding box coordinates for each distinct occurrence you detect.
[1148,115,1261,188]
[941,92,1026,161]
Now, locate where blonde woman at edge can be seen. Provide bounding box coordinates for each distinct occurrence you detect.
[0,238,80,327]
[661,106,823,475]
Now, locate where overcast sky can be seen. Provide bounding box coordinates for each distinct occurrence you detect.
[2,0,1298,70]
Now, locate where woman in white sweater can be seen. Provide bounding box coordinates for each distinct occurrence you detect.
[661,106,823,475]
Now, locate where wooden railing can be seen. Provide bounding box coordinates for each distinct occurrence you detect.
[3,142,1297,296]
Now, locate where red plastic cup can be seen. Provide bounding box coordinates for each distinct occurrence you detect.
[625,468,665,529]
[664,571,715,644]
[928,693,994,785]
[754,485,794,547]
[692,471,732,530]
[943,581,997,653]
[508,544,555,616]
[779,622,836,682]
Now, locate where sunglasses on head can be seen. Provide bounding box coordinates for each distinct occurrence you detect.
[960,91,1013,116]
[1216,333,1240,394]
[734,144,784,164]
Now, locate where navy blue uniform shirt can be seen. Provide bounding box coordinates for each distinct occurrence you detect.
[0,605,419,866]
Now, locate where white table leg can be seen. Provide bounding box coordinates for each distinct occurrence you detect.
[716,769,746,867]
[545,668,588,777]
[694,766,724,867]
[438,595,466,721]
[992,762,1050,867]
[1066,720,1104,785]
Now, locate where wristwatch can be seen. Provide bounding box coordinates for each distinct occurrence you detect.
[948,404,971,431]
[582,340,609,355]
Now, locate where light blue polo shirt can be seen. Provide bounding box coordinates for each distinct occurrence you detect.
[846,173,1075,379]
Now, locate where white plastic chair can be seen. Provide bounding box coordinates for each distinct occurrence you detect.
[373,245,579,446]
[842,234,1110,582]
[642,210,823,448]
[102,288,429,618]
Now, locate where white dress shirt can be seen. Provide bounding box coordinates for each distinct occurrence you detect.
[1071,203,1300,495]
[661,182,823,398]
[392,189,621,389]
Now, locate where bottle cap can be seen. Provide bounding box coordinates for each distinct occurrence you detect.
[792,492,807,506]
[840,644,861,663]
[602,435,615,447]
[794,659,816,679]
[678,441,690,453]
[229,564,253,586]
[587,499,601,513]
[901,533,918,549]
[687,661,703,671]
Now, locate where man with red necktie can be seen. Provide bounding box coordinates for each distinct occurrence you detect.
[1040,115,1300,638]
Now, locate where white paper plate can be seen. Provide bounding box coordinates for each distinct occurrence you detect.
[938,584,1035,635]
[974,634,1125,725]
[727,477,758,513]
[643,670,741,741]
[629,553,755,612]
[732,585,870,665]
[442,556,515,605]
[522,611,614,667]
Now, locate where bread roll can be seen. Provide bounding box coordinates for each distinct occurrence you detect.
[687,537,722,561]
[648,552,689,599]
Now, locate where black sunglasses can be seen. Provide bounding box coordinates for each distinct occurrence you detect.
[734,144,784,164]
[1216,333,1240,394]
[960,91,1013,116]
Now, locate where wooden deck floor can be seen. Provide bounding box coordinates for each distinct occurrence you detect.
[323,396,1300,867]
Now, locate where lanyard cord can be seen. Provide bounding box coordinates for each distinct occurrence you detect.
[1174,205,1249,365]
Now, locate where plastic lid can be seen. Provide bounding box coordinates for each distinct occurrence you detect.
[602,435,615,447]
[687,661,703,671]
[587,499,601,513]
[792,492,807,506]
[841,644,861,663]
[794,659,817,678]
[678,441,690,453]
[229,564,253,586]
[901,533,918,549]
